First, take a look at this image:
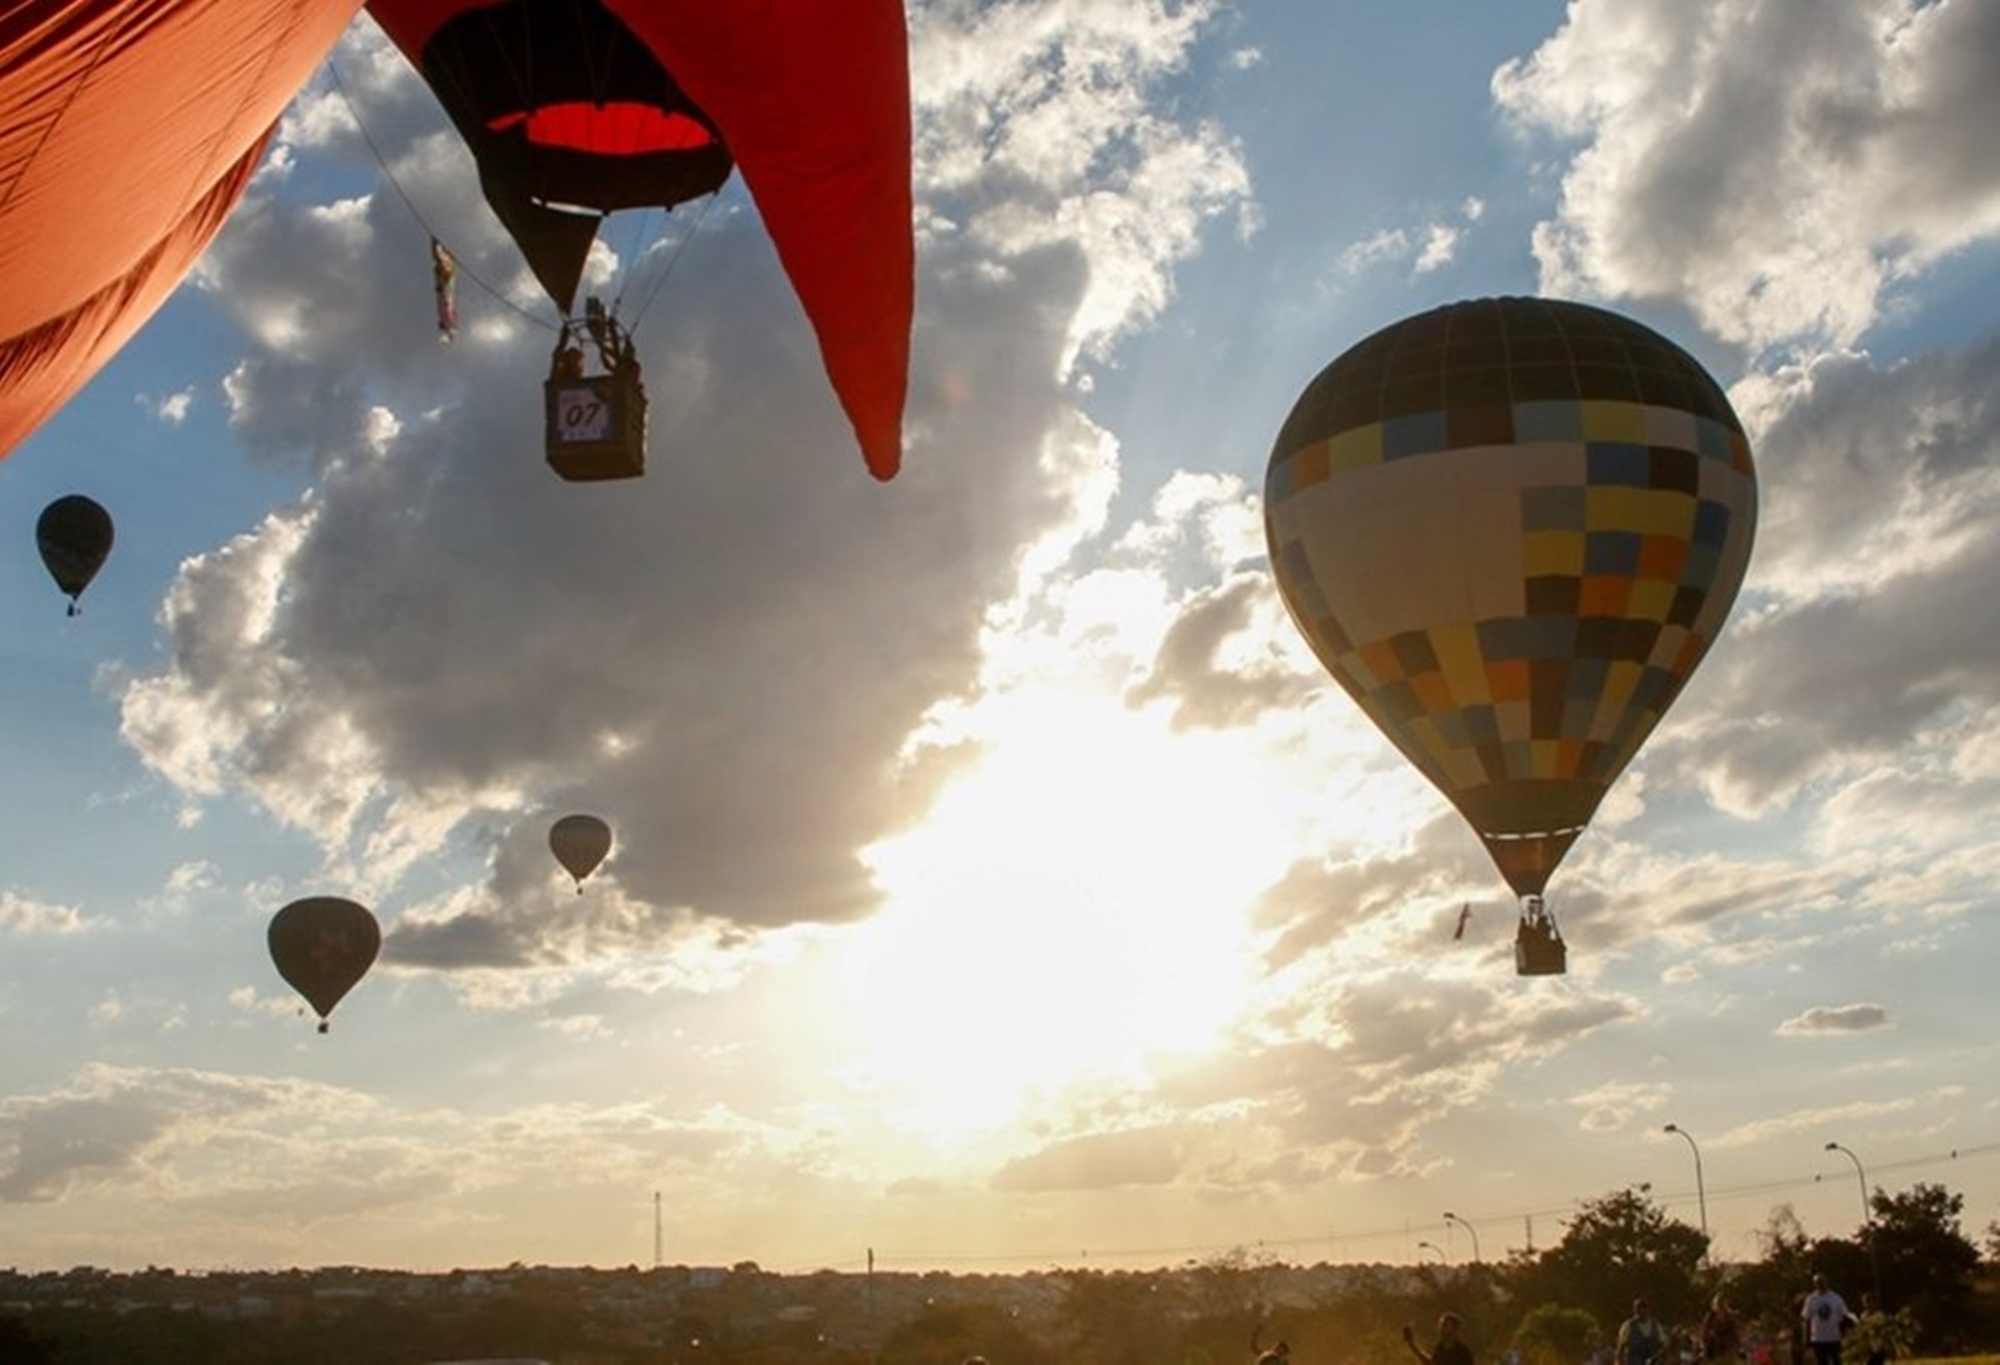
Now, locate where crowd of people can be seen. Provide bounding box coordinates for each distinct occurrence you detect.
[1186,1274,1891,1364]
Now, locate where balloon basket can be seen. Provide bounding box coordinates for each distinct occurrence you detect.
[1514,896,1567,976]
[546,369,647,481]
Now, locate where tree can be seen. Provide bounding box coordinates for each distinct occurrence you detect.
[1056,1270,1188,1365]
[1868,1182,1981,1350]
[1511,1301,1600,1365]
[879,1299,1054,1365]
[1725,1204,1817,1343]
[1513,1188,1708,1331]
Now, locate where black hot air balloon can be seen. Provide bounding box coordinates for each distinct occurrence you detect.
[549,813,613,893]
[1264,298,1758,975]
[268,896,381,1033]
[36,494,114,615]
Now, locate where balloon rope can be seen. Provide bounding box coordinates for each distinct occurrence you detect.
[623,187,727,339]
[321,56,561,334]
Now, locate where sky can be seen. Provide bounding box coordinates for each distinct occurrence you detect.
[4,0,2000,1276]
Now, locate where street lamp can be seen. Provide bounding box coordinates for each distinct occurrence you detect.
[1663,1123,1710,1245]
[1825,1141,1883,1306]
[1416,1240,1447,1265]
[1442,1211,1482,1263]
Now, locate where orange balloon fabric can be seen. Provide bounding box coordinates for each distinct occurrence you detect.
[0,0,363,460]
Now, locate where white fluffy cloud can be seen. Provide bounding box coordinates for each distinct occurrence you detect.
[0,892,90,936]
[1495,0,2000,350]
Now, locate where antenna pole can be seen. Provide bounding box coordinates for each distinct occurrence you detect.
[653,1190,662,1270]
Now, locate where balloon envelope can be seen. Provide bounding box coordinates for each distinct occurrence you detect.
[0,1,362,461]
[549,814,613,886]
[268,897,381,1029]
[36,494,114,608]
[1264,297,1758,897]
[365,0,914,478]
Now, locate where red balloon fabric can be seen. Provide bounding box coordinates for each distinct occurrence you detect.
[367,0,914,479]
[0,0,365,460]
[606,0,914,480]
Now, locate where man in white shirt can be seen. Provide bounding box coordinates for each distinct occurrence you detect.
[1801,1274,1856,1364]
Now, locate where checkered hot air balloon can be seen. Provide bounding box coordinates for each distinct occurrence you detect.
[1264,298,1757,973]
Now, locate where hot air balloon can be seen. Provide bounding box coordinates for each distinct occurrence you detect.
[365,0,914,479]
[268,896,382,1033]
[549,813,612,893]
[0,1,363,463]
[1264,298,1758,975]
[35,494,114,615]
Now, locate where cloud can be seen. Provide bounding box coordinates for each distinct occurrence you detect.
[1645,339,2000,817]
[0,1065,365,1203]
[913,0,1250,371]
[1777,1003,1892,1037]
[1712,1095,1917,1148]
[113,3,1252,958]
[1334,197,1486,281]
[991,1125,1185,1192]
[0,1063,842,1268]
[0,892,89,935]
[1494,0,2000,349]
[1570,1081,1671,1133]
[146,387,195,425]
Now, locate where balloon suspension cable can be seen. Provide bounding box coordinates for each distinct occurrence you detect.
[620,186,728,339]
[321,54,561,334]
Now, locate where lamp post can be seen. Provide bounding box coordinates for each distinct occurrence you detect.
[1417,1240,1447,1265]
[1442,1211,1481,1263]
[1663,1123,1710,1246]
[1825,1141,1883,1306]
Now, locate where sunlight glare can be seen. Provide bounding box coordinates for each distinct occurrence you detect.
[832,688,1312,1142]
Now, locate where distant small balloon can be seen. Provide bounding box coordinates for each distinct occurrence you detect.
[36,494,114,616]
[268,897,381,1034]
[549,814,613,892]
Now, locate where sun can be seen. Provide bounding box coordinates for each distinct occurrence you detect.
[820,685,1313,1142]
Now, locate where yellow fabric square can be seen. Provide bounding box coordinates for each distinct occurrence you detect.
[1432,625,1490,705]
[1625,578,1676,622]
[1600,661,1641,710]
[1521,530,1585,577]
[1328,423,1384,473]
[1586,486,1695,536]
[1530,739,1563,778]
[1581,400,1647,442]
